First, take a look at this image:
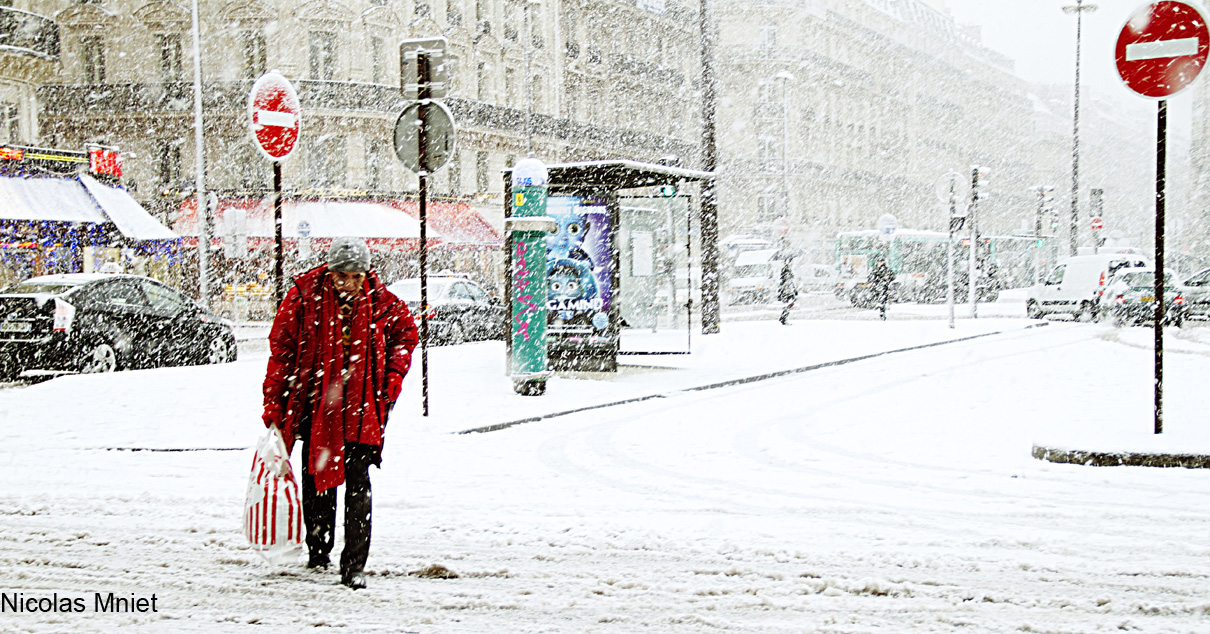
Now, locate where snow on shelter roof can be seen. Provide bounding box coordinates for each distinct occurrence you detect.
[504,160,714,191]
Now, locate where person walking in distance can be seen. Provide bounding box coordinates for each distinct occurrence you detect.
[261,237,419,589]
[777,258,798,325]
[870,256,893,321]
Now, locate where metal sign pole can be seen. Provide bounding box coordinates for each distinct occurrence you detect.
[1154,99,1166,434]
[273,161,283,306]
[968,166,979,319]
[418,51,431,418]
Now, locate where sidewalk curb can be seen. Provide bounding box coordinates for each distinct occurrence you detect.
[1032,444,1210,469]
[457,322,1051,435]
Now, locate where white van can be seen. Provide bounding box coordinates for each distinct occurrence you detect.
[725,248,779,303]
[1027,253,1152,321]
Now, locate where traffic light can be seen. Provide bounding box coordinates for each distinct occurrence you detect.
[659,183,677,197]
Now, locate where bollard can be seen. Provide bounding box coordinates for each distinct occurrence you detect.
[506,158,556,395]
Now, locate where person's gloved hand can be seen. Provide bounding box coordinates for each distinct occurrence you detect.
[386,372,403,403]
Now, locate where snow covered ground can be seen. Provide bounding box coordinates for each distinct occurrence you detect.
[2,311,1209,633]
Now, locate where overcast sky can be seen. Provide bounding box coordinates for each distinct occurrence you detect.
[946,0,1199,136]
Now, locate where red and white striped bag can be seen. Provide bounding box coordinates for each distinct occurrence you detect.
[243,427,304,565]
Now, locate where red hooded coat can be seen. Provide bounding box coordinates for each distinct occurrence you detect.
[262,265,418,492]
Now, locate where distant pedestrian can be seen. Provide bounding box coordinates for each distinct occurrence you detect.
[777,259,798,325]
[870,257,893,321]
[261,237,419,589]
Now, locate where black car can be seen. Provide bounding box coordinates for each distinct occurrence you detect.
[386,276,503,345]
[0,273,236,380]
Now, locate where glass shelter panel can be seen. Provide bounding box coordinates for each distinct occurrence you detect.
[617,195,692,354]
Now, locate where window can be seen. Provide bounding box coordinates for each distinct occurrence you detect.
[1,103,17,144]
[99,281,146,307]
[505,68,517,107]
[1046,265,1065,286]
[447,0,463,27]
[504,1,519,41]
[475,151,489,192]
[530,75,542,113]
[309,31,337,80]
[758,22,776,55]
[371,37,384,84]
[756,191,785,220]
[562,2,577,44]
[415,0,431,17]
[156,34,182,82]
[141,281,187,313]
[308,135,346,188]
[446,152,461,195]
[476,61,488,101]
[241,30,266,80]
[476,0,491,34]
[156,139,181,186]
[365,140,385,190]
[80,35,105,83]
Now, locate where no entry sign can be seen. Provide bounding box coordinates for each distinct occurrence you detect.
[248,71,301,160]
[1115,1,1210,99]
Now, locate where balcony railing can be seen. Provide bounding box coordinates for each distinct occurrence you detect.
[0,6,59,59]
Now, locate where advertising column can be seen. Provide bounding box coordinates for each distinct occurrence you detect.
[507,159,556,395]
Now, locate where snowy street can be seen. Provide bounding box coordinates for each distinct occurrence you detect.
[2,313,1209,633]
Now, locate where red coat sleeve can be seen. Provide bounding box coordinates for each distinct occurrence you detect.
[263,286,302,431]
[382,298,419,380]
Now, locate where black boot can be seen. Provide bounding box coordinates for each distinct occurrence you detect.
[341,571,367,589]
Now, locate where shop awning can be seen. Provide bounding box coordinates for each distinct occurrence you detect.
[175,197,501,249]
[79,174,179,240]
[0,175,177,241]
[0,175,108,223]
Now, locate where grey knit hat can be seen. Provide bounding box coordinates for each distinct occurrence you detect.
[327,237,371,272]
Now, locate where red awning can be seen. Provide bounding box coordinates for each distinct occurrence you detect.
[174,197,501,250]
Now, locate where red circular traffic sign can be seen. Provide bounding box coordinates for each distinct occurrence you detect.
[248,71,301,160]
[1091,217,1104,230]
[1115,1,1210,99]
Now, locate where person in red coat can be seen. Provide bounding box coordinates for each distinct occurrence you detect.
[262,237,418,589]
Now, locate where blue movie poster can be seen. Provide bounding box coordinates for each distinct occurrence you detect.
[545,196,610,333]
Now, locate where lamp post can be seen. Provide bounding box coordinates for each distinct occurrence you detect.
[1063,0,1098,257]
[523,0,541,156]
[774,71,794,225]
[189,0,209,307]
[698,0,720,334]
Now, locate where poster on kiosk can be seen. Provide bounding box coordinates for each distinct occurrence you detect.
[544,195,613,364]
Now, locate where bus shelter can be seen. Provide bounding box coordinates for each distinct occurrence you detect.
[503,160,713,372]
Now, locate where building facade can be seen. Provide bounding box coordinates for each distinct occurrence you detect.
[23,0,702,232]
[713,0,1035,264]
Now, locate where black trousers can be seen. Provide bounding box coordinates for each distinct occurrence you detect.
[301,440,379,576]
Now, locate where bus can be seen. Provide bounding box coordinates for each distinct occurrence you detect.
[836,230,1042,306]
[835,229,949,305]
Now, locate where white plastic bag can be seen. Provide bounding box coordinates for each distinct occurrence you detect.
[243,427,304,565]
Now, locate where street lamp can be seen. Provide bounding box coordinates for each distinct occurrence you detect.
[524,0,542,156]
[1063,0,1097,257]
[774,70,794,228]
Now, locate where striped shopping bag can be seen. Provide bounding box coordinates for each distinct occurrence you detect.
[243,427,304,565]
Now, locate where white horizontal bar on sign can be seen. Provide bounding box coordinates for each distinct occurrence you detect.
[1126,36,1200,61]
[256,110,296,127]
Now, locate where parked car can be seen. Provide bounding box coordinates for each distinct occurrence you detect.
[387,276,503,345]
[1098,268,1185,327]
[1027,253,1151,321]
[0,273,236,380]
[1180,266,1210,319]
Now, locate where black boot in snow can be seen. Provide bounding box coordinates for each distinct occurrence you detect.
[341,571,367,589]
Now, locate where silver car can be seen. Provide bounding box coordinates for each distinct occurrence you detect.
[1181,267,1210,319]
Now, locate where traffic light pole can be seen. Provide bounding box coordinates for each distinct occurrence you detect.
[967,166,979,319]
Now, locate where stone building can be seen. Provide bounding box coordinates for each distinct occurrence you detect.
[0,2,59,146]
[24,0,703,236]
[713,0,1034,263]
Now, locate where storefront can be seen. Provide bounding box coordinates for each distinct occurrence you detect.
[0,144,178,287]
[172,195,502,320]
